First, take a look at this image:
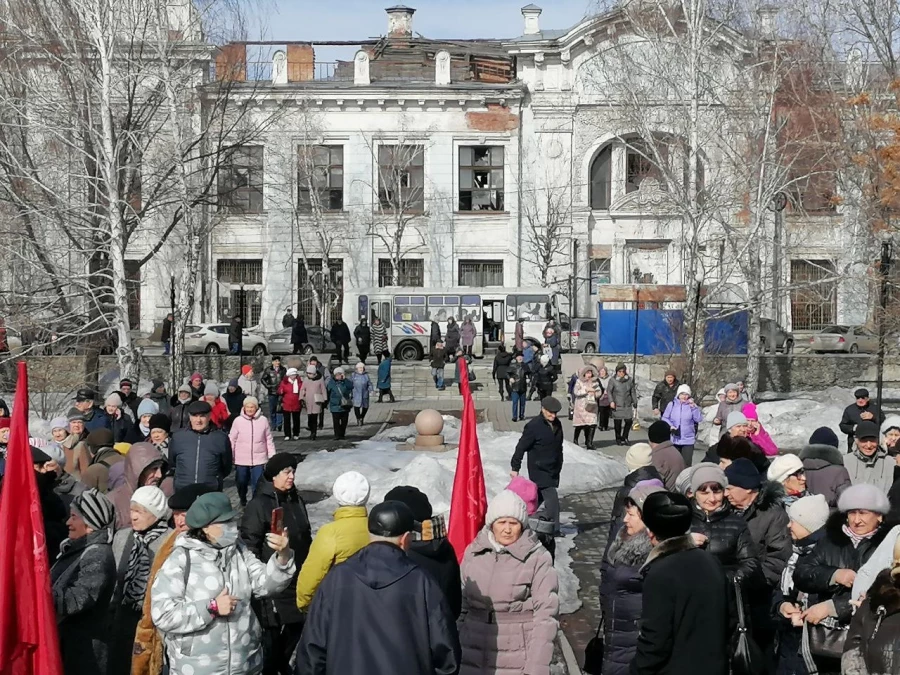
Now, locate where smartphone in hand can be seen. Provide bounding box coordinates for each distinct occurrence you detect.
[271,507,284,534]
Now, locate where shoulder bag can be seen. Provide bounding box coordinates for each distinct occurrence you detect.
[806,616,849,661]
[582,617,605,675]
[731,578,765,675]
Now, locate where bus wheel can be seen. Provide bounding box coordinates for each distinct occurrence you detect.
[396,341,423,362]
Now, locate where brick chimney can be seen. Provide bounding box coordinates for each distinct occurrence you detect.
[386,5,415,38]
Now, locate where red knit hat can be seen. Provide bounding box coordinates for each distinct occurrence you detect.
[241,365,253,376]
[0,417,10,430]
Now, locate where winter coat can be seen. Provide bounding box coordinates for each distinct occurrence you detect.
[109,409,132,443]
[840,402,886,438]
[62,432,87,476]
[460,320,477,347]
[261,365,287,395]
[209,398,230,430]
[300,373,327,415]
[533,364,557,392]
[572,369,601,427]
[169,399,193,432]
[845,445,895,494]
[168,426,233,491]
[51,530,116,675]
[510,415,564,489]
[650,440,686,492]
[430,321,442,347]
[81,445,125,493]
[408,537,463,619]
[238,374,260,400]
[132,531,177,675]
[431,347,447,370]
[714,399,746,438]
[377,357,392,390]
[740,481,792,588]
[325,378,353,414]
[82,405,111,433]
[690,502,761,585]
[124,419,152,444]
[600,528,653,675]
[295,505,370,610]
[607,375,637,419]
[351,371,374,408]
[798,443,852,507]
[331,321,351,346]
[661,399,703,446]
[228,409,275,467]
[150,534,295,675]
[240,480,312,627]
[54,472,87,508]
[282,312,294,329]
[508,361,528,394]
[149,391,171,417]
[514,322,524,351]
[459,528,558,675]
[297,541,461,675]
[545,333,560,366]
[108,442,170,529]
[607,466,664,545]
[161,317,172,343]
[794,511,892,623]
[445,322,461,351]
[223,385,246,419]
[291,318,308,346]
[354,323,371,347]
[371,322,388,355]
[843,569,900,675]
[228,317,242,345]
[630,534,730,675]
[276,376,303,413]
[119,391,141,420]
[492,351,513,380]
[652,379,679,413]
[743,402,779,456]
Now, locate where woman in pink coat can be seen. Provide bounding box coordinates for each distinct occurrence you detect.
[228,396,275,506]
[300,364,327,441]
[742,402,779,456]
[458,490,559,675]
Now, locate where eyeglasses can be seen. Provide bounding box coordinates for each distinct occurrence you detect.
[696,484,724,494]
[790,468,805,478]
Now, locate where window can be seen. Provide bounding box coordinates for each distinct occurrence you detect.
[590,257,611,294]
[124,260,141,329]
[427,295,462,321]
[218,145,264,213]
[458,260,504,287]
[590,145,612,209]
[790,259,836,330]
[298,145,343,211]
[506,294,550,322]
[789,172,837,214]
[458,146,504,211]
[216,259,263,325]
[393,296,428,322]
[298,258,343,326]
[625,141,665,193]
[378,258,424,287]
[378,145,424,211]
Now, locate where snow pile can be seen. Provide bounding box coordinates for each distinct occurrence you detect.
[556,513,582,614]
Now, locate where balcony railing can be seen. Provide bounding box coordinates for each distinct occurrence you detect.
[210,60,353,83]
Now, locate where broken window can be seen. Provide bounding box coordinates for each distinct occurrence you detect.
[378,144,424,212]
[218,145,264,214]
[625,140,666,193]
[458,146,504,211]
[298,145,343,211]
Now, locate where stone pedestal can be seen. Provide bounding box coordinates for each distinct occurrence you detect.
[396,408,456,452]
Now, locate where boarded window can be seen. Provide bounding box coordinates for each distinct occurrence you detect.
[790,259,836,330]
[378,258,424,287]
[458,146,504,211]
[218,146,264,214]
[298,145,343,211]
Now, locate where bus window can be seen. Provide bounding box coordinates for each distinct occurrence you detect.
[358,295,368,322]
[427,296,448,322]
[506,295,518,321]
[461,295,481,323]
[512,295,550,322]
[395,296,428,322]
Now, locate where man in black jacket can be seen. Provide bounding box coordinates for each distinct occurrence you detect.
[240,453,311,675]
[631,491,730,675]
[296,501,461,675]
[291,316,308,355]
[331,318,351,363]
[839,388,885,449]
[354,317,371,363]
[510,396,564,535]
[161,312,173,355]
[228,314,243,355]
[168,401,233,490]
[261,356,287,431]
[651,370,680,417]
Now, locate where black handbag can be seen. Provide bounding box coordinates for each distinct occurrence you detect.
[731,578,765,675]
[582,618,605,675]
[806,617,849,660]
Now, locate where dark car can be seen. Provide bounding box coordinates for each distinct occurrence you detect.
[268,325,336,356]
[760,318,794,353]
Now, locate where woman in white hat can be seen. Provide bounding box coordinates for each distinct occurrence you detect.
[767,454,808,506]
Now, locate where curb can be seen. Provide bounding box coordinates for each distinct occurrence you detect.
[558,628,582,674]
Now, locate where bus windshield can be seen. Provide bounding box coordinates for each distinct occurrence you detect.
[507,294,550,322]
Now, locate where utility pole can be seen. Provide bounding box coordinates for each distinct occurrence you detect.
[767,192,787,351]
[877,239,893,407]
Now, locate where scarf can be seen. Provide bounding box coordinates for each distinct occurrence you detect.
[153,438,169,459]
[843,524,878,549]
[781,538,819,596]
[781,491,807,507]
[122,521,169,611]
[291,377,300,395]
[139,423,150,437]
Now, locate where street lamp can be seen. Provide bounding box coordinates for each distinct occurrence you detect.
[877,237,894,407]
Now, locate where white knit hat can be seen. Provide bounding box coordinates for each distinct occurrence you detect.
[131,485,172,521]
[286,367,299,377]
[676,384,691,397]
[625,443,653,471]
[787,494,830,534]
[726,411,749,429]
[539,354,550,366]
[105,392,122,408]
[767,454,804,484]
[486,490,529,527]
[332,471,370,506]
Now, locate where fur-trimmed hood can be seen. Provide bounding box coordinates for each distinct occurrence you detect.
[606,528,652,567]
[641,534,695,571]
[869,568,900,617]
[746,480,785,515]
[821,509,893,549]
[800,443,845,467]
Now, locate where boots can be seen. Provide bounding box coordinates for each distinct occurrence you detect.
[573,427,582,445]
[585,427,595,450]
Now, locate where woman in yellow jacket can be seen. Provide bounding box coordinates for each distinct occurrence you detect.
[296,471,371,610]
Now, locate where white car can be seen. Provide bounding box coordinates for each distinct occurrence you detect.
[183,323,269,355]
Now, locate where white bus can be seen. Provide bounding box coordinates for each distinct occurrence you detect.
[342,287,565,361]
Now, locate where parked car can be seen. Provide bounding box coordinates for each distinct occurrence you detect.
[569,318,598,353]
[268,325,336,356]
[760,318,794,353]
[808,325,878,354]
[182,323,268,355]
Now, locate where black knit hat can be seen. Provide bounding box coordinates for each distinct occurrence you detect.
[648,420,671,444]
[808,426,839,448]
[384,485,433,522]
[723,458,762,490]
[642,491,692,541]
[264,453,298,481]
[148,413,171,433]
[167,484,215,511]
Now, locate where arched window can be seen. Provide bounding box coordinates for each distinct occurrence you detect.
[589,145,612,210]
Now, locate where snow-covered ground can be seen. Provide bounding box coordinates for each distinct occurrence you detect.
[295,416,627,614]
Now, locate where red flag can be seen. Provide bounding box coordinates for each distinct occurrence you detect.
[0,361,64,675]
[447,361,487,563]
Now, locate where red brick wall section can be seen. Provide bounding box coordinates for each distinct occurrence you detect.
[287,44,314,82]
[465,104,519,132]
[215,44,246,82]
